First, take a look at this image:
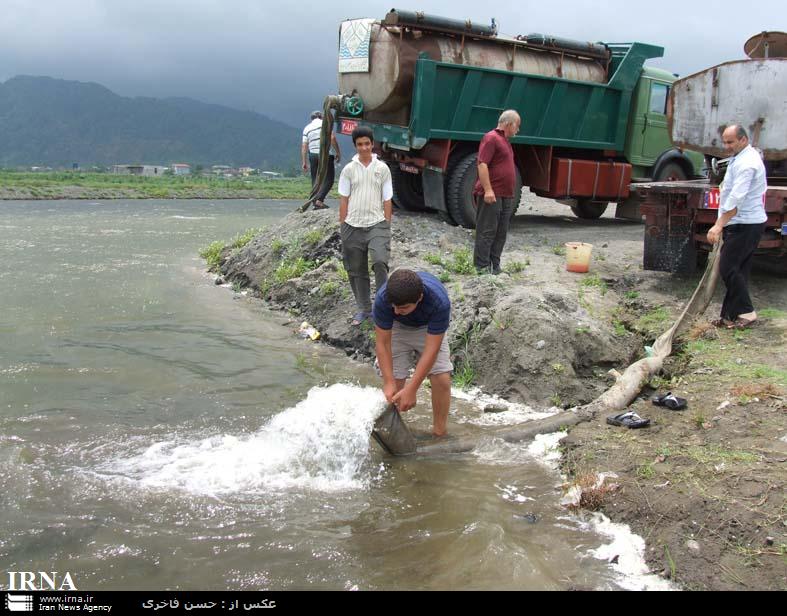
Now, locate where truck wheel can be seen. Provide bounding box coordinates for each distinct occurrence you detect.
[446,152,478,228]
[654,161,687,182]
[570,199,608,219]
[446,152,523,229]
[390,166,428,211]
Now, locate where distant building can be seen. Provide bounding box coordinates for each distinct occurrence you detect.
[112,164,168,176]
[171,163,191,176]
[260,171,282,178]
[238,167,255,177]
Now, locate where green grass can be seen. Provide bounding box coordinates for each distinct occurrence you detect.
[199,240,226,271]
[612,319,627,336]
[683,338,787,383]
[452,361,476,389]
[446,247,475,275]
[624,291,640,300]
[759,307,787,319]
[552,244,566,256]
[635,306,671,333]
[0,170,319,199]
[302,229,325,247]
[270,238,286,255]
[273,257,315,283]
[580,274,608,295]
[504,259,529,274]
[319,281,339,296]
[438,271,452,283]
[231,227,264,250]
[683,444,760,465]
[423,253,444,266]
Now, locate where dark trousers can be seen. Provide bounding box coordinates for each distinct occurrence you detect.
[719,222,765,321]
[473,195,516,270]
[341,220,391,312]
[309,153,335,202]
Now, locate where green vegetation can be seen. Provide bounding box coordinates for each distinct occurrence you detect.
[302,229,325,247]
[504,259,529,274]
[199,240,226,271]
[273,257,315,283]
[580,274,608,295]
[446,248,475,275]
[423,253,444,266]
[635,306,671,334]
[624,290,640,300]
[438,271,452,284]
[231,227,264,250]
[0,171,320,200]
[552,244,566,256]
[270,238,286,256]
[319,281,339,297]
[452,361,476,389]
[759,307,787,319]
[612,319,627,336]
[551,362,565,374]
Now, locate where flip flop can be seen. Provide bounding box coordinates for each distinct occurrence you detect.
[606,411,651,429]
[727,317,757,330]
[711,318,733,328]
[651,392,687,410]
[351,311,371,326]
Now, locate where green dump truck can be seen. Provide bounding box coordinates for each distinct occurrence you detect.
[334,9,702,228]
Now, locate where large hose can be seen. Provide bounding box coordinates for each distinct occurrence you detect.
[298,95,344,213]
[414,242,723,456]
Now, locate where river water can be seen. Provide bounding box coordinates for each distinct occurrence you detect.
[0,199,669,591]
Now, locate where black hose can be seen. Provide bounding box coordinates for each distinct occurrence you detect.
[298,95,343,213]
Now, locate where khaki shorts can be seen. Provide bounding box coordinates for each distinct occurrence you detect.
[391,321,453,380]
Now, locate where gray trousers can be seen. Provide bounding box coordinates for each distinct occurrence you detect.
[474,195,517,270]
[341,220,391,312]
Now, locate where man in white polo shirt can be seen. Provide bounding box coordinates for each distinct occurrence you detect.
[338,125,393,326]
[707,124,768,329]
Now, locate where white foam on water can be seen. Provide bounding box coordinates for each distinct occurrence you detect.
[452,387,557,426]
[170,215,216,220]
[99,383,386,495]
[581,512,677,591]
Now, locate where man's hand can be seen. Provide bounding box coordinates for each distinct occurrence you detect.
[335,153,341,164]
[707,224,722,244]
[392,385,418,412]
[382,381,398,404]
[302,162,308,172]
[483,189,496,204]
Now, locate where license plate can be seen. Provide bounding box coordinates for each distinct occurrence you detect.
[398,163,420,174]
[703,187,720,209]
[340,119,358,135]
[781,223,787,236]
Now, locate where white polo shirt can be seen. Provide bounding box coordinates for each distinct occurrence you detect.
[720,144,767,225]
[338,154,393,228]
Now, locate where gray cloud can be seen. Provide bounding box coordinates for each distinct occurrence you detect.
[1,0,783,127]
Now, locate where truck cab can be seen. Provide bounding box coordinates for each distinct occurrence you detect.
[625,67,704,181]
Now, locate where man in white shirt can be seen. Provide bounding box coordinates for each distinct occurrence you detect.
[338,125,393,326]
[301,111,341,209]
[707,124,768,329]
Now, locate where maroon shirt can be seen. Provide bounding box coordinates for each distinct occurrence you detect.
[473,128,516,198]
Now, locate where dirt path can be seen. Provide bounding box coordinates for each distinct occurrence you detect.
[216,192,786,590]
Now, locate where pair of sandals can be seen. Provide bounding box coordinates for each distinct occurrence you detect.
[711,317,757,330]
[607,391,687,429]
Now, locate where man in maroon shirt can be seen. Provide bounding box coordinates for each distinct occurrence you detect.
[473,109,521,274]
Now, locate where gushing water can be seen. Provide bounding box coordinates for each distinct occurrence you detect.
[99,384,386,495]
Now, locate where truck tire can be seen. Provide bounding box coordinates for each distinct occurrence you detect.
[446,152,523,229]
[390,165,428,211]
[570,199,608,219]
[654,161,688,182]
[446,152,479,228]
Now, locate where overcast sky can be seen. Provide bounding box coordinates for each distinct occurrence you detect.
[1,0,783,128]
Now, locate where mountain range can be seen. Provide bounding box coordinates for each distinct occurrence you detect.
[0,75,300,170]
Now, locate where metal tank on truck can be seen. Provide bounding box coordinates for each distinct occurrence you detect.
[635,31,787,273]
[333,8,702,228]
